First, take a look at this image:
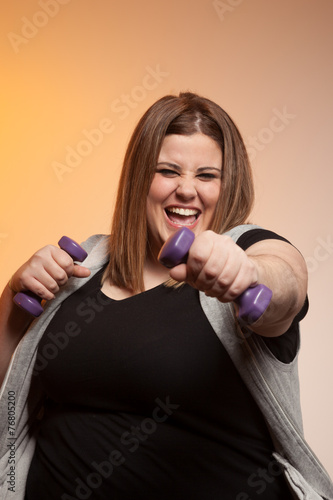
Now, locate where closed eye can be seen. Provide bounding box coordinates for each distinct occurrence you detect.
[156,167,180,177]
[196,166,222,180]
[197,172,220,180]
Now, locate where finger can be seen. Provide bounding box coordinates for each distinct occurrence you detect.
[184,234,215,284]
[19,266,76,300]
[221,259,258,301]
[201,259,241,300]
[186,232,234,291]
[21,263,90,300]
[205,257,258,302]
[18,273,57,301]
[72,265,91,278]
[169,263,187,282]
[192,237,255,300]
[19,248,73,295]
[49,249,91,281]
[38,258,73,288]
[49,247,77,278]
[191,244,229,292]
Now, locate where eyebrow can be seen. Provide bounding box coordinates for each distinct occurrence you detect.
[156,162,181,170]
[156,162,222,173]
[197,166,222,174]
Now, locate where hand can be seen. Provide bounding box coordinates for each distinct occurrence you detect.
[10,245,91,300]
[169,230,259,302]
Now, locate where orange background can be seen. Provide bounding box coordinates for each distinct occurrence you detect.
[1,0,332,476]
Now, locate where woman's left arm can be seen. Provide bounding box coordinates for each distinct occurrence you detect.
[245,239,308,337]
[169,231,308,337]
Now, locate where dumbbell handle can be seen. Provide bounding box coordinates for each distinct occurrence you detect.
[13,236,88,317]
[158,227,272,324]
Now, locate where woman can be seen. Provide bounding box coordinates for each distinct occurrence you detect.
[0,93,332,499]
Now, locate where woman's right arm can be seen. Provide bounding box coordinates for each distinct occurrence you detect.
[0,245,90,386]
[0,283,34,386]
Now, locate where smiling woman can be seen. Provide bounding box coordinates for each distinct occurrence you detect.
[1,92,332,500]
[146,133,222,257]
[105,93,254,293]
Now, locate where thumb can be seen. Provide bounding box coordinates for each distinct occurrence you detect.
[72,265,91,278]
[169,263,187,283]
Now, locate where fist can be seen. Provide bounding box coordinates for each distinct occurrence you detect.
[169,230,258,302]
[10,245,90,301]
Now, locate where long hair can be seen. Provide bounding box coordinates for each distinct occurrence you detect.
[103,92,254,292]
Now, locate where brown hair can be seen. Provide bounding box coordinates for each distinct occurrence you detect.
[104,92,254,292]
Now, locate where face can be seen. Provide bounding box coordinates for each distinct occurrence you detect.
[146,133,222,256]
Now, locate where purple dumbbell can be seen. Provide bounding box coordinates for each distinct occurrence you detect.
[158,227,272,324]
[13,236,88,317]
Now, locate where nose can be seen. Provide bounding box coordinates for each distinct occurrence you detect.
[176,177,197,200]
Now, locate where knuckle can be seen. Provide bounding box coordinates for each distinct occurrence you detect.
[35,245,54,257]
[54,269,68,283]
[216,274,231,289]
[203,266,217,281]
[219,234,233,247]
[16,277,27,292]
[29,255,43,269]
[225,235,236,245]
[59,254,74,272]
[202,230,216,240]
[19,269,34,287]
[34,285,47,297]
[228,288,241,301]
[49,282,59,293]
[190,246,205,264]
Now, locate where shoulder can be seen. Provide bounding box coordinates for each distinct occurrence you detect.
[223,224,293,252]
[80,234,109,251]
[80,234,110,269]
[223,224,263,243]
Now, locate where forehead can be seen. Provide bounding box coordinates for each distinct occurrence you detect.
[158,133,222,165]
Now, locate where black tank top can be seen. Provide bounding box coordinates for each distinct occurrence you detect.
[25,229,299,499]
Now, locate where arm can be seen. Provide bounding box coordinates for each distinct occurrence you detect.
[169,231,308,337]
[0,245,90,386]
[0,283,33,386]
[245,238,308,336]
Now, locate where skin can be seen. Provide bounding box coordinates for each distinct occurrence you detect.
[146,133,223,257]
[144,132,258,297]
[104,133,224,299]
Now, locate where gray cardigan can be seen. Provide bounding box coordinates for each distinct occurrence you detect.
[1,226,332,499]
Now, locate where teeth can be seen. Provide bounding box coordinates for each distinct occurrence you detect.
[168,207,198,216]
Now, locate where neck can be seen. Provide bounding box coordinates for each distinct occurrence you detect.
[143,252,170,290]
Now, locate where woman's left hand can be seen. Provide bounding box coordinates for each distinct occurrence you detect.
[169,229,308,337]
[169,230,259,303]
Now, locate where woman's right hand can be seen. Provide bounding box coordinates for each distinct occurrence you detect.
[9,245,91,301]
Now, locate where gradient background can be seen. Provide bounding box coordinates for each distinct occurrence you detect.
[1,0,332,477]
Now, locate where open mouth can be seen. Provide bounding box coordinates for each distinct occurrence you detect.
[165,207,200,227]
